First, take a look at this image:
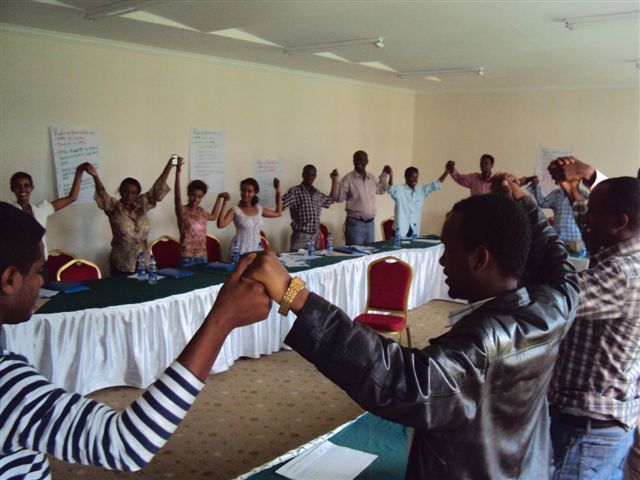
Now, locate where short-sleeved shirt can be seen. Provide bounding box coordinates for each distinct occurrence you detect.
[10,200,55,259]
[282,184,332,234]
[177,205,208,258]
[388,181,442,236]
[332,170,389,219]
[95,179,169,272]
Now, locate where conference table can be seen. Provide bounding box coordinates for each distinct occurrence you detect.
[1,239,452,395]
[237,412,409,480]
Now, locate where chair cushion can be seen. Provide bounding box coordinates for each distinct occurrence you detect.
[354,313,405,332]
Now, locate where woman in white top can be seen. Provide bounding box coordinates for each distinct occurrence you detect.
[10,163,88,277]
[217,177,282,255]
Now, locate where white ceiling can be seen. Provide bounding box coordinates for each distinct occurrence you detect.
[1,0,639,93]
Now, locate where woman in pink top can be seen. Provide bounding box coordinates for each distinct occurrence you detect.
[174,157,227,267]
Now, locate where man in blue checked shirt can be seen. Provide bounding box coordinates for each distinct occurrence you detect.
[387,166,449,238]
[547,157,640,479]
[522,176,586,251]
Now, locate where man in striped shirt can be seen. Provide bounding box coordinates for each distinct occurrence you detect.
[0,202,271,479]
[547,158,640,479]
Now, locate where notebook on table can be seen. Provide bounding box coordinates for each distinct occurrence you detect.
[42,281,90,293]
[206,262,235,272]
[157,268,195,278]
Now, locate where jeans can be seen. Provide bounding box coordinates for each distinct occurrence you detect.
[345,217,375,245]
[551,418,634,480]
[180,256,208,267]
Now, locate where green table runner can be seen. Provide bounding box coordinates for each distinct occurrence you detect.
[38,236,440,315]
[245,413,409,479]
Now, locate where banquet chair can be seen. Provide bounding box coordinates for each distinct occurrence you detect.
[57,258,102,281]
[354,256,413,348]
[381,216,395,240]
[318,223,330,249]
[47,248,76,281]
[150,235,181,269]
[259,230,269,250]
[206,234,222,262]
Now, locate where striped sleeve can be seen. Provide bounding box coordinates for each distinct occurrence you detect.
[1,353,204,476]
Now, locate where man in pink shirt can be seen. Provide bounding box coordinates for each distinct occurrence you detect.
[446,154,495,196]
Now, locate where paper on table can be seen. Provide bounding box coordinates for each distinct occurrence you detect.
[279,252,313,268]
[39,288,59,298]
[413,239,441,244]
[275,441,377,480]
[126,273,166,281]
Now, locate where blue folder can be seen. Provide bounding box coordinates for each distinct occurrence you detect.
[206,262,235,272]
[333,246,370,255]
[157,268,195,279]
[43,281,90,293]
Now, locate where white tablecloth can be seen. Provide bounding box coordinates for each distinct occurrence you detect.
[1,246,452,395]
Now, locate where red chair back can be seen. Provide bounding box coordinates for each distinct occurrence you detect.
[150,236,181,269]
[47,249,76,281]
[206,234,222,262]
[381,217,395,240]
[366,256,412,313]
[318,223,330,249]
[57,259,101,282]
[260,230,269,250]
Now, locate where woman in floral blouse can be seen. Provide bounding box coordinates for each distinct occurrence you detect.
[174,157,227,267]
[87,158,175,276]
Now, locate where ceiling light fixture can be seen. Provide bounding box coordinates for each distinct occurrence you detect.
[563,10,639,31]
[84,0,165,21]
[283,37,384,55]
[397,67,484,78]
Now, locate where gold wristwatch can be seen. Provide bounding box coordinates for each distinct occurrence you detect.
[278,277,306,316]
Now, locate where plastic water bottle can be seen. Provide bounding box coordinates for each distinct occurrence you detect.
[147,254,158,285]
[231,240,240,264]
[394,228,402,249]
[307,239,315,259]
[326,233,334,253]
[136,252,147,281]
[411,223,418,242]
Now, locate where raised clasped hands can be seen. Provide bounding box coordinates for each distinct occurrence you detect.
[547,156,594,184]
[242,250,293,304]
[490,172,526,201]
[211,253,273,331]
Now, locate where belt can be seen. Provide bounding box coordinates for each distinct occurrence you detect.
[549,405,625,430]
[348,216,375,223]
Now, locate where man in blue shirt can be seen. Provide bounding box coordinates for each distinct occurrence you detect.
[387,166,449,237]
[523,176,586,251]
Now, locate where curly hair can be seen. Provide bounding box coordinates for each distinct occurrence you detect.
[240,178,260,206]
[188,180,208,195]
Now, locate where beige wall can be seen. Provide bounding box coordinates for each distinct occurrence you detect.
[3,28,638,275]
[413,88,640,234]
[0,29,415,272]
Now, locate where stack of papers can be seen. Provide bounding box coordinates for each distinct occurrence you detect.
[279,252,313,268]
[275,441,377,480]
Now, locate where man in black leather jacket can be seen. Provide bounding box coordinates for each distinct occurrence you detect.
[243,176,580,479]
